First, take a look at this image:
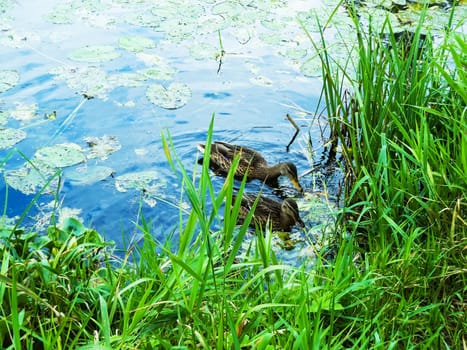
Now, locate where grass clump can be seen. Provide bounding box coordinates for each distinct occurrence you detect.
[304,2,466,348]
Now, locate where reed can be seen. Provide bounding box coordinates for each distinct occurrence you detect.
[303,2,466,348]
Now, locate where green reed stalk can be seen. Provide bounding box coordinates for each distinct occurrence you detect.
[307,1,466,347]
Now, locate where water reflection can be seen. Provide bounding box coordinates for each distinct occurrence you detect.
[0,0,342,263]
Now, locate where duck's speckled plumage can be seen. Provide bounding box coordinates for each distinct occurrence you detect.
[234,193,304,232]
[197,141,303,192]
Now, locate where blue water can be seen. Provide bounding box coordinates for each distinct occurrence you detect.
[0,0,338,261]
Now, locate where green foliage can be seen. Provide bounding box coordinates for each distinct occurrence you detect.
[1,3,466,349]
[305,2,467,348]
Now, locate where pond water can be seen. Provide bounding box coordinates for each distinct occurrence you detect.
[0,0,342,262]
[1,0,463,262]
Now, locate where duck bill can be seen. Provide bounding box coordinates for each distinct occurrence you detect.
[297,219,305,229]
[291,179,303,193]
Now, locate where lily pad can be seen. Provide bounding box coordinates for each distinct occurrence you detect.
[115,170,159,192]
[34,143,86,168]
[107,72,146,87]
[10,103,38,122]
[300,56,323,78]
[189,42,219,60]
[0,128,26,149]
[65,165,114,186]
[136,52,166,66]
[119,35,156,52]
[0,70,19,93]
[50,66,109,98]
[279,47,308,60]
[0,111,8,126]
[4,160,60,195]
[84,135,121,160]
[146,82,191,109]
[138,67,175,81]
[68,45,121,63]
[115,170,163,207]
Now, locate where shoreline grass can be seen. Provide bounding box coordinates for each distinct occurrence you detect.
[1,3,466,349]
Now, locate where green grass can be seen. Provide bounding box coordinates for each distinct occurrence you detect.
[1,3,466,349]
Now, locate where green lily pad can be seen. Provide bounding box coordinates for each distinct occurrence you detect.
[65,165,114,186]
[4,160,60,195]
[47,3,75,24]
[146,82,191,109]
[115,170,159,192]
[0,128,26,149]
[115,170,163,207]
[119,35,156,52]
[189,42,219,60]
[279,47,308,60]
[34,143,86,168]
[84,135,121,160]
[138,67,176,81]
[0,111,9,126]
[0,70,19,93]
[10,103,38,122]
[68,45,121,63]
[300,56,323,78]
[107,72,146,87]
[50,66,109,98]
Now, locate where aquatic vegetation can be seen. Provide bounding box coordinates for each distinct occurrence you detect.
[64,165,114,186]
[0,70,19,93]
[0,0,466,348]
[68,45,121,63]
[118,35,156,52]
[0,128,26,150]
[84,135,121,160]
[4,159,60,195]
[35,143,86,168]
[146,82,192,110]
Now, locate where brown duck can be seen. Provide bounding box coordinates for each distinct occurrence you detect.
[233,193,304,232]
[197,141,303,192]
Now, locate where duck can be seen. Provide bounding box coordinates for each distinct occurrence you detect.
[233,193,304,232]
[197,141,303,192]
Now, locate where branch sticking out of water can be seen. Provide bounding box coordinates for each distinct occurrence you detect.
[216,29,225,75]
[285,113,300,152]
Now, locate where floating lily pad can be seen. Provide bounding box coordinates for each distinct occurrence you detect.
[0,111,8,126]
[4,160,60,195]
[189,42,219,60]
[115,170,159,192]
[119,35,156,52]
[300,56,323,78]
[46,3,76,24]
[10,103,38,121]
[50,66,109,98]
[197,15,227,35]
[279,47,308,60]
[138,67,175,81]
[65,165,114,186]
[68,45,121,63]
[107,72,146,87]
[34,143,86,168]
[84,135,121,160]
[0,128,26,149]
[136,52,167,66]
[0,70,19,93]
[115,170,163,207]
[146,82,191,109]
